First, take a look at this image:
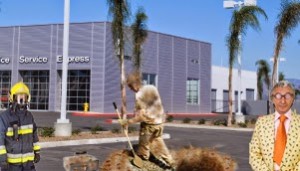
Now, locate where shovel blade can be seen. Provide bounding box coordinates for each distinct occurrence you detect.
[132,155,143,168]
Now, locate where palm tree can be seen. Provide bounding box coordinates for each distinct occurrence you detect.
[107,0,130,118]
[296,88,300,99]
[278,72,285,81]
[272,1,300,87]
[255,59,270,100]
[131,7,148,75]
[227,6,267,126]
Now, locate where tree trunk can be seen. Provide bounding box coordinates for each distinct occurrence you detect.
[120,50,127,120]
[227,67,233,127]
[271,57,278,90]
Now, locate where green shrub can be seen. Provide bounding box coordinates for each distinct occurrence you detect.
[213,119,227,126]
[111,127,121,134]
[237,122,247,128]
[128,126,137,133]
[231,118,236,125]
[40,127,55,137]
[182,118,191,124]
[90,125,105,134]
[250,118,257,124]
[72,129,81,135]
[198,119,206,125]
[166,115,174,122]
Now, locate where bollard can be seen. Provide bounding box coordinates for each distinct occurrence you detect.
[83,102,89,112]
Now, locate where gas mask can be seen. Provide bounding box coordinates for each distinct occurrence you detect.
[13,93,28,110]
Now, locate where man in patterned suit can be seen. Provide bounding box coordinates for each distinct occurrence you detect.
[249,80,300,171]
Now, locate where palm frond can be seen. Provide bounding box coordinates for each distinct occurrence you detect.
[131,7,148,71]
[107,0,131,53]
[227,6,267,67]
[272,1,300,86]
[255,59,271,99]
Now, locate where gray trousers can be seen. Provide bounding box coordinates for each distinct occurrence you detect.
[2,162,35,171]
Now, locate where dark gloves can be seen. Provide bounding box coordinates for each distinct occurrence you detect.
[0,161,8,170]
[34,153,40,163]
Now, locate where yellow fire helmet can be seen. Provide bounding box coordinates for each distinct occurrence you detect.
[9,82,31,103]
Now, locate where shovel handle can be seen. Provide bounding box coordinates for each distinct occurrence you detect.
[112,102,122,119]
[113,102,117,110]
[112,102,141,166]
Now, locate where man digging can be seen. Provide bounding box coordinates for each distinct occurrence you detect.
[119,71,175,170]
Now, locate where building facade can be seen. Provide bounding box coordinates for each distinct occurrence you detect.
[211,66,257,113]
[0,22,212,114]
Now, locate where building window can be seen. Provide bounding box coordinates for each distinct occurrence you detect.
[223,90,229,113]
[211,89,217,112]
[0,71,11,109]
[20,70,49,110]
[59,70,90,111]
[142,73,156,86]
[186,78,199,105]
[246,88,254,100]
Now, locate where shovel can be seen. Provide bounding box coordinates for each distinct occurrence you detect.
[112,102,143,168]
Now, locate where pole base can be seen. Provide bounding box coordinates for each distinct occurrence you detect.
[54,122,72,136]
[234,114,245,124]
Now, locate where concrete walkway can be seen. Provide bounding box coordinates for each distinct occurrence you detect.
[40,133,171,148]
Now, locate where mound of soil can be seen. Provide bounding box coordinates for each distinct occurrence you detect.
[100,146,237,171]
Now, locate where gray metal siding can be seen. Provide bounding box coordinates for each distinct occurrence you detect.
[49,25,58,111]
[142,32,158,73]
[0,27,14,70]
[10,27,19,86]
[200,43,212,113]
[90,23,105,112]
[103,24,121,113]
[172,37,187,113]
[18,26,52,70]
[158,34,173,113]
[187,40,200,78]
[68,23,92,69]
[55,24,63,111]
[0,22,211,114]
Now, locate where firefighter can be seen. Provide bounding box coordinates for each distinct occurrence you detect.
[119,72,175,169]
[0,82,40,171]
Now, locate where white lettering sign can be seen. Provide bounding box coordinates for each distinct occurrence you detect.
[0,57,10,64]
[19,56,48,64]
[57,55,90,63]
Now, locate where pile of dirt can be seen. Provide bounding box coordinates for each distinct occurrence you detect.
[100,146,237,171]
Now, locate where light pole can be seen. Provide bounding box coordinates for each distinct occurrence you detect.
[270,57,286,82]
[54,0,72,136]
[223,0,257,123]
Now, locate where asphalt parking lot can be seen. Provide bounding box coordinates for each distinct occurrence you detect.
[29,111,256,171]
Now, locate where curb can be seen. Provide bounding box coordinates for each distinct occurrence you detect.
[109,119,254,132]
[72,112,219,118]
[164,123,254,132]
[40,133,171,148]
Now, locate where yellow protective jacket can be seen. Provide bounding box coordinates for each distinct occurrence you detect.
[0,109,40,166]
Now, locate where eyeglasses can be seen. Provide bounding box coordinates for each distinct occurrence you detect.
[272,93,294,100]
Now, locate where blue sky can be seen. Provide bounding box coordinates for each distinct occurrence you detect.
[0,0,299,79]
